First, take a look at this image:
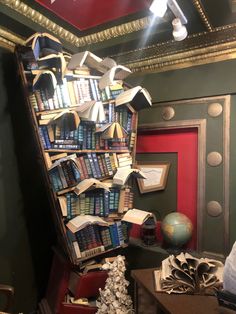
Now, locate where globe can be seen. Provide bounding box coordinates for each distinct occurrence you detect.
[161,212,193,248]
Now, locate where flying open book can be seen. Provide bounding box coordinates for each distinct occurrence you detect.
[32,69,57,98]
[95,122,127,140]
[73,178,110,196]
[67,51,117,74]
[122,208,154,225]
[113,167,146,186]
[76,101,105,123]
[67,215,109,233]
[115,86,152,111]
[25,32,62,60]
[154,252,224,295]
[46,109,80,131]
[99,65,132,90]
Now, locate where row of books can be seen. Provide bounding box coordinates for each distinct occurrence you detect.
[49,152,118,192]
[67,221,129,259]
[59,186,134,219]
[29,76,124,112]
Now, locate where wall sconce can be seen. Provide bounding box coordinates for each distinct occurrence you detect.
[149,0,188,41]
[172,18,187,41]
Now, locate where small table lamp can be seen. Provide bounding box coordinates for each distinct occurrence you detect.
[141,216,156,246]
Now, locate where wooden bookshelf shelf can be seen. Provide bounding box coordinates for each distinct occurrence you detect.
[16,40,138,265]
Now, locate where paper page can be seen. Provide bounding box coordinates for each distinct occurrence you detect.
[67,51,102,70]
[74,178,110,196]
[153,270,162,292]
[67,215,108,233]
[122,208,152,225]
[99,65,131,90]
[141,167,163,187]
[115,86,142,106]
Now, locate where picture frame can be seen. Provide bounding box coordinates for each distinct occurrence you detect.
[136,161,170,194]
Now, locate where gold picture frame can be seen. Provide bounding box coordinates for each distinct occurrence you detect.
[136,161,170,194]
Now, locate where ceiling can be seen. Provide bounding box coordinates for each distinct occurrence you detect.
[1,0,236,73]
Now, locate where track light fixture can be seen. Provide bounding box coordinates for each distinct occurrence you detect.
[149,0,188,41]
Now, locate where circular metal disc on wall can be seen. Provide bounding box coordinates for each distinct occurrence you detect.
[207,151,222,166]
[207,201,222,217]
[208,103,223,117]
[162,106,175,120]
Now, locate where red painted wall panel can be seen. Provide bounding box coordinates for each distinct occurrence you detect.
[135,128,198,249]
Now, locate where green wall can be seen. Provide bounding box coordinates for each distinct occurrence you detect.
[0,48,55,312]
[129,59,236,252]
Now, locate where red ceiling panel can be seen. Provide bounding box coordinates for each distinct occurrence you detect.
[35,0,151,31]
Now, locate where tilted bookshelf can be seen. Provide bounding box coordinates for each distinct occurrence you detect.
[15,33,151,266]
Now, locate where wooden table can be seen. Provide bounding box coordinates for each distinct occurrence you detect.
[131,268,235,314]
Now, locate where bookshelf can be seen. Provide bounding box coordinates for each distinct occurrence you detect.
[15,37,139,266]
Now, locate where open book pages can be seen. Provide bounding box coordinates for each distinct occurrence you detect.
[67,51,118,73]
[37,52,67,82]
[95,122,127,140]
[113,167,146,186]
[99,65,132,90]
[122,208,153,225]
[154,252,224,295]
[32,69,57,98]
[43,109,80,130]
[50,153,77,168]
[25,32,62,60]
[67,215,109,233]
[115,86,152,111]
[76,101,105,123]
[73,178,110,196]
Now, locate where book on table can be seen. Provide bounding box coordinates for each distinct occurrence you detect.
[122,208,154,225]
[153,252,224,295]
[113,167,146,186]
[115,86,152,111]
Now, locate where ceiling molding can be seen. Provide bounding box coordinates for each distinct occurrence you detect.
[113,23,236,73]
[0,0,157,48]
[0,27,24,51]
[192,0,213,32]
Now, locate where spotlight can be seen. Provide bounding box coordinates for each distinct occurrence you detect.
[149,0,168,17]
[172,18,187,41]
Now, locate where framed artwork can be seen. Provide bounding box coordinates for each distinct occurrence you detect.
[136,161,170,194]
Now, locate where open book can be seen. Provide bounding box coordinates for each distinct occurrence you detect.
[67,51,117,74]
[32,69,57,98]
[113,167,146,186]
[67,215,109,233]
[76,101,105,123]
[154,252,224,295]
[25,32,62,60]
[47,109,80,131]
[99,65,132,90]
[115,86,152,111]
[73,178,110,196]
[96,122,127,140]
[122,208,153,225]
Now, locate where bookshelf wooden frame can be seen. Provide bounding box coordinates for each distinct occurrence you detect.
[15,45,138,266]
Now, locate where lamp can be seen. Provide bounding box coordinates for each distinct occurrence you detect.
[172,18,187,41]
[149,0,188,41]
